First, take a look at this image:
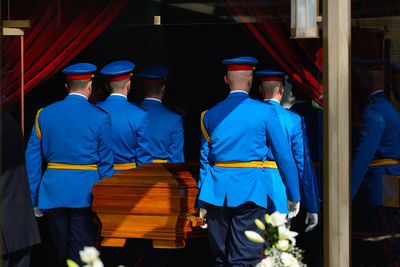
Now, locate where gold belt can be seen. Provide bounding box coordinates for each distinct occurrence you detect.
[114,162,137,170]
[47,162,98,170]
[369,158,400,167]
[214,161,277,169]
[152,159,168,163]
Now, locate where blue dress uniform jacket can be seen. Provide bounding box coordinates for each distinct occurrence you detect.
[290,102,323,162]
[199,92,300,209]
[25,94,114,210]
[139,98,184,163]
[264,100,319,214]
[352,91,400,206]
[290,101,323,205]
[97,94,152,167]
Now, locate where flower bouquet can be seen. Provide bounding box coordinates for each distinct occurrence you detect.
[245,211,306,267]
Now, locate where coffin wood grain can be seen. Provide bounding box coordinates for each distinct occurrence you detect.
[92,163,206,249]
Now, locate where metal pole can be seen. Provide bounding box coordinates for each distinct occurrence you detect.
[21,35,24,136]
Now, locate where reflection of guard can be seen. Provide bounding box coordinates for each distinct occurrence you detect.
[97,60,152,171]
[352,59,400,265]
[257,70,319,224]
[138,64,185,163]
[25,63,114,266]
[261,72,321,267]
[198,57,300,266]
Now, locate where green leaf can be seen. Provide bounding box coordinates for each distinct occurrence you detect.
[66,259,80,267]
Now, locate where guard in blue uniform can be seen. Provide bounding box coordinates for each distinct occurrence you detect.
[352,59,400,265]
[25,63,114,266]
[199,57,300,267]
[256,70,319,221]
[258,70,320,267]
[290,99,323,195]
[97,60,151,172]
[138,64,185,163]
[289,83,324,267]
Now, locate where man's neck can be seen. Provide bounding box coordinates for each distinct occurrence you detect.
[264,98,280,104]
[112,90,128,97]
[263,94,281,102]
[144,97,162,103]
[145,95,162,100]
[111,93,127,99]
[69,92,88,99]
[230,89,249,94]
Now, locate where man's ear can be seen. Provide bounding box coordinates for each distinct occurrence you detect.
[224,75,229,85]
[248,75,253,86]
[65,83,69,91]
[88,80,93,93]
[127,80,131,92]
[161,85,166,94]
[279,84,284,95]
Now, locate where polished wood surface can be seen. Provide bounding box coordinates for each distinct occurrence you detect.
[92,163,206,249]
[323,0,351,265]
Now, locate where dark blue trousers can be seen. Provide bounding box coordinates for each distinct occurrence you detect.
[207,202,265,267]
[47,207,97,266]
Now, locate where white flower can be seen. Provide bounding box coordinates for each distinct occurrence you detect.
[92,259,104,267]
[80,247,100,264]
[254,218,266,231]
[244,230,265,243]
[278,226,298,239]
[278,226,298,246]
[267,212,287,227]
[281,252,300,267]
[276,239,290,251]
[255,256,274,267]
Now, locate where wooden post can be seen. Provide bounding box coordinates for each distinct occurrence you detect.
[322,0,351,266]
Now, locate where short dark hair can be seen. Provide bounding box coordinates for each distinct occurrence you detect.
[108,79,130,91]
[67,79,91,91]
[143,82,164,97]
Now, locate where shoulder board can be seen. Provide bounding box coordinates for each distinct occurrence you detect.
[200,110,211,143]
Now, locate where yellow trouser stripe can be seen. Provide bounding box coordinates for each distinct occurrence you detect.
[214,161,277,169]
[48,162,98,170]
[370,158,400,167]
[200,110,211,143]
[35,108,43,140]
[152,159,168,163]
[114,162,137,170]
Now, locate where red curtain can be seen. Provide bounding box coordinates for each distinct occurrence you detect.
[1,0,127,107]
[223,0,323,105]
[223,0,386,106]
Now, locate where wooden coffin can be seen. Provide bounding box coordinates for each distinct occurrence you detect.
[92,163,206,249]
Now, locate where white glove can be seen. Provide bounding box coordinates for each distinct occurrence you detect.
[34,207,44,217]
[199,208,207,219]
[199,208,208,229]
[305,212,318,232]
[287,200,300,219]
